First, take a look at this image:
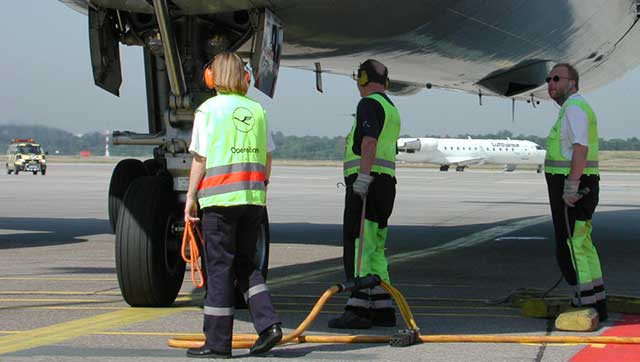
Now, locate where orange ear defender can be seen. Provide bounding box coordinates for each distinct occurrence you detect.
[203,61,215,89]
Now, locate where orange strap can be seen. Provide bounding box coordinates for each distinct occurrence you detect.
[181,221,206,288]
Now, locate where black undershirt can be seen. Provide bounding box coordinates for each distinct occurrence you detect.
[352,92,394,155]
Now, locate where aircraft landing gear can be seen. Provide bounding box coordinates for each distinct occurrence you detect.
[440,165,450,172]
[455,165,466,172]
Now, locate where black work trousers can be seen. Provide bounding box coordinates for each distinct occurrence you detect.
[342,173,396,317]
[201,205,279,352]
[545,173,605,307]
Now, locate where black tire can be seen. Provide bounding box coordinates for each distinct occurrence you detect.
[143,158,163,176]
[115,176,185,307]
[33,171,37,175]
[233,208,270,309]
[108,159,147,232]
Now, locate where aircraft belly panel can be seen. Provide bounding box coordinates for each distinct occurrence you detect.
[278,0,640,98]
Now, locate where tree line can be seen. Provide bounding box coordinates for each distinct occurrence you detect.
[2,125,639,160]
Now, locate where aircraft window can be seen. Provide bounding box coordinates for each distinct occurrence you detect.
[474,147,477,150]
[499,148,502,151]
[536,145,543,150]
[492,148,495,151]
[457,147,460,150]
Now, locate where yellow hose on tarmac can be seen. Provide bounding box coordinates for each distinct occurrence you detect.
[168,282,640,350]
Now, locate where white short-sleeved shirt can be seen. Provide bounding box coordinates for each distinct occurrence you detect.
[560,93,590,160]
[188,109,276,157]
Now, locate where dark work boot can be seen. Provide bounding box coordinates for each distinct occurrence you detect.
[249,323,282,355]
[371,308,397,327]
[328,309,372,329]
[186,347,231,359]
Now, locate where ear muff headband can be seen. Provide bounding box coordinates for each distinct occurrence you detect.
[203,61,251,90]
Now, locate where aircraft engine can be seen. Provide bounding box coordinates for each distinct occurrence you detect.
[398,139,421,153]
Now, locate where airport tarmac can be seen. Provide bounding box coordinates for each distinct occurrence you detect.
[1,163,639,361]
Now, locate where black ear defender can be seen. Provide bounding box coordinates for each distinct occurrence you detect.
[357,60,390,89]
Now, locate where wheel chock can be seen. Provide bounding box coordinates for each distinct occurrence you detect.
[555,307,599,332]
[389,329,420,347]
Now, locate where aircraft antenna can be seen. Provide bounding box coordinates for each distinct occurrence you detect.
[511,99,515,123]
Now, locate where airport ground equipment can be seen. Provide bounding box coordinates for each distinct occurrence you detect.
[5,138,47,175]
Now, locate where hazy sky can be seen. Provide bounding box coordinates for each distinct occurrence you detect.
[2,1,639,139]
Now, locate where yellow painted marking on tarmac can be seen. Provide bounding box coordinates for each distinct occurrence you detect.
[0,298,115,303]
[0,308,181,355]
[271,293,488,303]
[0,331,21,335]
[0,291,121,296]
[0,277,116,281]
[93,331,197,337]
[32,305,199,312]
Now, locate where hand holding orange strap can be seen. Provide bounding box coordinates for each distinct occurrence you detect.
[181,221,206,288]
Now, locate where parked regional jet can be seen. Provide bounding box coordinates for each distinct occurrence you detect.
[57,0,640,308]
[398,137,546,172]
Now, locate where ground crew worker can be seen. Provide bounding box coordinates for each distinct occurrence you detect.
[184,52,282,357]
[544,63,607,321]
[329,59,401,329]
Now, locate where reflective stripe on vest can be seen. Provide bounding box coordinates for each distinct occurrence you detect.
[343,93,401,177]
[343,158,396,173]
[543,160,599,169]
[196,94,268,208]
[544,97,599,176]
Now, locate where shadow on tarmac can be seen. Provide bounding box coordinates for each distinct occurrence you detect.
[0,217,110,249]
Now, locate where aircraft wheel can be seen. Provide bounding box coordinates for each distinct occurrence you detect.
[232,207,270,309]
[115,176,185,307]
[33,171,37,175]
[143,158,163,176]
[108,159,147,232]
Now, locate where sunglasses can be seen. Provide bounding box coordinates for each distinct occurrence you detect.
[545,75,572,83]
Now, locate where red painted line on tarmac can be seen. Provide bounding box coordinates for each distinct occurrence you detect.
[571,314,640,362]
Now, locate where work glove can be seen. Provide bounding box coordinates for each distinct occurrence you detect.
[352,172,374,198]
[562,178,582,207]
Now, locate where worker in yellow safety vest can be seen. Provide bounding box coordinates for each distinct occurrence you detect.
[184,52,281,358]
[544,63,607,322]
[329,59,401,329]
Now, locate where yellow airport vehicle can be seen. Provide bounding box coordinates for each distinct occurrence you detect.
[5,138,47,175]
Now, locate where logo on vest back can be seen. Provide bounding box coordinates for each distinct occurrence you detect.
[232,107,255,133]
